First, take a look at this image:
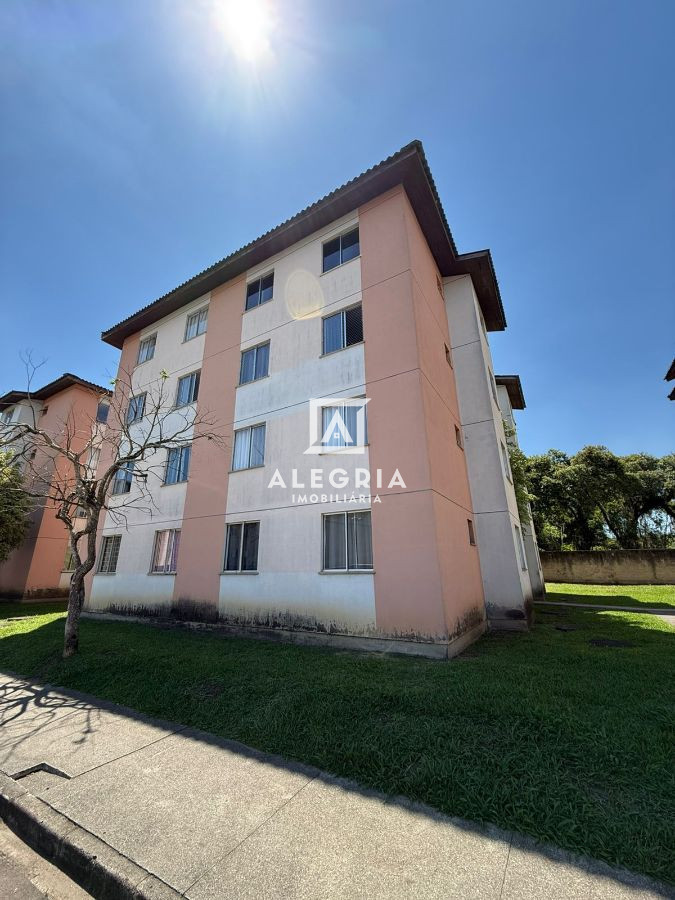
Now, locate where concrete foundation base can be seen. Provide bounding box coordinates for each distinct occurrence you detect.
[82,612,487,660]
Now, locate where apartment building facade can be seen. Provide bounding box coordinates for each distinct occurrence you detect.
[0,374,110,598]
[88,141,539,657]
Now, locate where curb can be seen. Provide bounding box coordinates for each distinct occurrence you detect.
[0,771,180,900]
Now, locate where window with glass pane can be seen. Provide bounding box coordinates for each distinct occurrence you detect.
[63,548,76,572]
[151,529,180,573]
[322,305,362,354]
[323,511,372,571]
[137,334,156,364]
[232,424,265,470]
[321,403,366,448]
[112,462,134,495]
[176,371,200,406]
[245,272,274,310]
[165,446,191,484]
[98,535,121,573]
[96,402,109,424]
[467,519,476,545]
[0,408,14,424]
[224,521,259,571]
[185,308,208,341]
[322,227,359,273]
[126,393,146,424]
[239,342,270,385]
[515,525,527,570]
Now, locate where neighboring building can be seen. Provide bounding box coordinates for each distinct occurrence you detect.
[495,375,545,600]
[88,140,540,656]
[0,374,110,598]
[665,359,675,401]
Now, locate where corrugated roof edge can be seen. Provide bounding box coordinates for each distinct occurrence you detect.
[102,140,506,348]
[0,373,111,409]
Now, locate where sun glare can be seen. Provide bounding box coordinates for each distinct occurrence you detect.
[217,0,273,62]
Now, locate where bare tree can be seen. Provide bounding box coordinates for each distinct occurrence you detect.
[0,357,225,658]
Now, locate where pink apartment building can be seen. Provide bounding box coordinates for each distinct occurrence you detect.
[87,141,539,657]
[0,374,110,598]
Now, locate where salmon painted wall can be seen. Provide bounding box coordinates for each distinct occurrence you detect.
[25,384,101,592]
[359,186,484,640]
[85,335,139,602]
[172,277,243,610]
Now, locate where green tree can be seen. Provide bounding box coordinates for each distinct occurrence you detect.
[0,451,31,562]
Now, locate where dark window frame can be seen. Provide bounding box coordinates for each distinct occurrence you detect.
[224,521,260,572]
[322,227,360,273]
[245,272,274,311]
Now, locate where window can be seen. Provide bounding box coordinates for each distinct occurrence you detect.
[245,273,274,311]
[1,408,14,424]
[185,307,208,341]
[467,519,476,546]
[96,402,109,424]
[112,462,134,495]
[63,547,76,572]
[322,227,360,273]
[321,402,367,449]
[165,446,191,484]
[501,442,512,482]
[126,393,146,424]
[151,529,181,574]
[455,425,463,449]
[137,334,156,364]
[323,511,373,571]
[224,521,259,572]
[239,342,270,385]
[515,525,528,570]
[436,274,444,296]
[232,424,266,471]
[176,371,200,406]
[489,369,498,405]
[445,343,453,368]
[87,448,100,475]
[40,406,49,417]
[97,535,121,574]
[322,304,363,354]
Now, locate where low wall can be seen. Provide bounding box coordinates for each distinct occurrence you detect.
[541,550,675,585]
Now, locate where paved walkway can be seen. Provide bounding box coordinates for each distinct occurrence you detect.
[535,600,675,616]
[0,674,668,899]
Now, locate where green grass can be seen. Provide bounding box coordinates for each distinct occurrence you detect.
[545,583,675,610]
[1,602,673,884]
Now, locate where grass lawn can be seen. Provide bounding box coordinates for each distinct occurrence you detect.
[545,583,675,610]
[0,602,673,885]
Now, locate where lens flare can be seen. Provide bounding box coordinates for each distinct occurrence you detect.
[216,0,273,62]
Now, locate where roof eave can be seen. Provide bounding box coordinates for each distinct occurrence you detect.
[102,141,506,349]
[495,374,526,410]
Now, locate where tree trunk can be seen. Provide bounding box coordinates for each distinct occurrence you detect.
[63,572,85,658]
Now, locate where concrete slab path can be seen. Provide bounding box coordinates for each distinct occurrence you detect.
[0,674,669,899]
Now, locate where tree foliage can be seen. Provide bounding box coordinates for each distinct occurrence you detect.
[0,451,32,562]
[526,446,675,551]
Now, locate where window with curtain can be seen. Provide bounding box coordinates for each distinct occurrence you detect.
[322,304,363,354]
[245,272,274,310]
[322,227,359,273]
[151,529,181,573]
[224,522,259,571]
[185,307,208,341]
[97,535,121,574]
[137,334,156,364]
[111,462,134,495]
[239,342,270,385]
[165,446,191,484]
[232,424,266,470]
[176,371,200,406]
[323,511,373,571]
[321,402,367,448]
[126,393,146,424]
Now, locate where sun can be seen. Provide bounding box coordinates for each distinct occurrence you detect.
[216,0,274,62]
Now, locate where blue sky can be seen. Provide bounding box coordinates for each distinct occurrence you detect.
[1,0,673,457]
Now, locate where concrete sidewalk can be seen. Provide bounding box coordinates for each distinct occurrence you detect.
[0,674,668,899]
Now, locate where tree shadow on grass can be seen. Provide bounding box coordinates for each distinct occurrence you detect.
[0,610,673,891]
